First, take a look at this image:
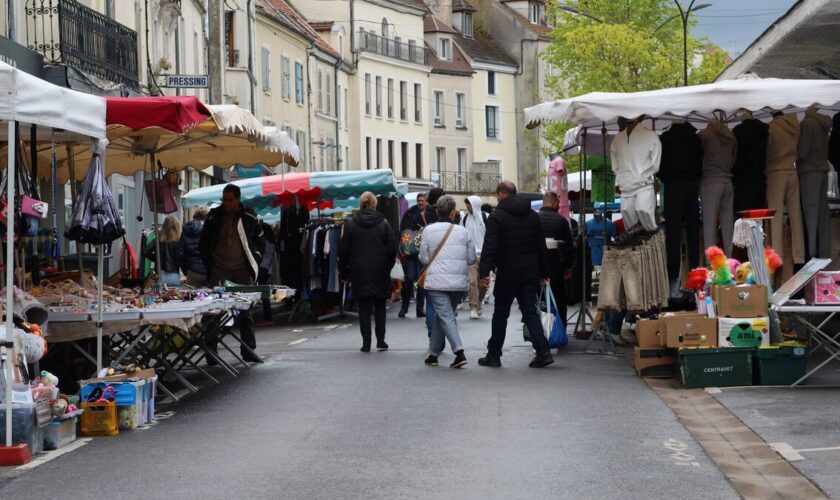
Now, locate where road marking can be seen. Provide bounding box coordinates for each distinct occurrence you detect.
[288,338,308,346]
[663,438,701,467]
[770,442,840,461]
[15,438,92,471]
[704,387,722,394]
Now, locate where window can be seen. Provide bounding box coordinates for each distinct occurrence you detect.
[294,62,304,104]
[401,142,409,178]
[375,76,382,117]
[317,69,323,112]
[438,38,451,61]
[436,147,445,172]
[364,73,372,115]
[320,136,326,171]
[463,13,473,37]
[456,93,465,127]
[388,140,395,170]
[336,84,341,124]
[408,39,417,62]
[414,83,422,122]
[344,88,349,128]
[280,56,291,98]
[457,148,466,174]
[381,17,389,37]
[366,137,372,169]
[296,130,307,169]
[387,78,394,119]
[485,105,500,139]
[338,34,344,57]
[415,143,423,178]
[261,47,270,92]
[399,81,407,121]
[530,2,540,24]
[487,71,496,95]
[376,139,382,169]
[434,91,444,126]
[344,146,349,170]
[326,73,332,114]
[225,11,235,66]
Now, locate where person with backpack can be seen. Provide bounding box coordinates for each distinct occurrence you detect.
[462,195,487,319]
[398,192,432,318]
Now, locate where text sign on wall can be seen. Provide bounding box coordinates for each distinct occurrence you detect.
[157,74,209,88]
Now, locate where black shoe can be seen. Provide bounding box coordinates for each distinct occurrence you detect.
[206,356,219,366]
[450,350,467,368]
[478,353,501,367]
[416,310,426,318]
[361,339,371,352]
[529,351,554,368]
[241,351,262,363]
[377,340,389,351]
[424,355,438,366]
[398,309,407,318]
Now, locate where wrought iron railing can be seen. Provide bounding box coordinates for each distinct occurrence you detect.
[357,31,428,65]
[438,170,502,194]
[25,0,139,90]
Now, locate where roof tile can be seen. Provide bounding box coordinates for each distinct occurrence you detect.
[452,28,517,67]
[264,0,341,59]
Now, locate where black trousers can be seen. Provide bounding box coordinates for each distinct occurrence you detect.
[358,297,386,343]
[210,266,256,354]
[401,258,425,313]
[663,181,700,282]
[489,276,549,356]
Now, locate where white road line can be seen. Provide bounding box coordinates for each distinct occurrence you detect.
[797,445,840,453]
[16,438,92,471]
[288,338,308,346]
[705,387,722,394]
[770,442,840,462]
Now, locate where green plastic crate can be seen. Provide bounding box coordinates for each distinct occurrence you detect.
[754,346,807,385]
[678,347,754,389]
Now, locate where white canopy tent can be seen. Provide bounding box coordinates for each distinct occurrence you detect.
[0,61,105,451]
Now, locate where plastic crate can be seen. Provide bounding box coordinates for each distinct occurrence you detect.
[679,347,754,389]
[755,346,807,385]
[0,403,43,453]
[80,401,119,436]
[43,416,78,450]
[82,380,145,429]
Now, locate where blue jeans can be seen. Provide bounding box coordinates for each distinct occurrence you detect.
[426,290,464,356]
[488,277,549,356]
[401,258,425,313]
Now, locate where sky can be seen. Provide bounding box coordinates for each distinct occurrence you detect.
[691,0,798,57]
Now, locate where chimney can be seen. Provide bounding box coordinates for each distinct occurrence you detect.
[427,0,453,26]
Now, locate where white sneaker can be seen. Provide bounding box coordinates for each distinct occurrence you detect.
[470,310,480,320]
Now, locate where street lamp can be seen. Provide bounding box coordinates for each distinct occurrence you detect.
[557,5,606,24]
[671,1,712,86]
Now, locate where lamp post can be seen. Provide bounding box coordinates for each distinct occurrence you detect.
[558,5,606,24]
[672,1,711,86]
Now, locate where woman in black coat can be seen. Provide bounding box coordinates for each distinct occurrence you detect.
[339,192,397,352]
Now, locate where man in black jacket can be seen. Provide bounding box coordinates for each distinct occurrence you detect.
[538,192,574,328]
[398,193,432,318]
[478,181,554,368]
[199,184,265,362]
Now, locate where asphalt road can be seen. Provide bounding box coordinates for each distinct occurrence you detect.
[0,305,738,499]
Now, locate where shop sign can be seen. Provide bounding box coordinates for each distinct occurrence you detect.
[157,74,209,88]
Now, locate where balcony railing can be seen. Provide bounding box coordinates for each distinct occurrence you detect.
[357,31,428,65]
[25,0,139,90]
[438,170,502,194]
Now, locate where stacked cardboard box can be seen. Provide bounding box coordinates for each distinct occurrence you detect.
[714,285,769,347]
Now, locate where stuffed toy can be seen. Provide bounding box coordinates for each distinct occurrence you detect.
[706,246,735,286]
[684,268,709,291]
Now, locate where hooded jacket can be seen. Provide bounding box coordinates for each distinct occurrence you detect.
[419,218,476,291]
[177,220,206,276]
[698,118,737,183]
[478,195,549,282]
[797,109,832,175]
[339,209,396,298]
[732,118,769,180]
[657,121,703,183]
[766,113,800,176]
[462,195,486,256]
[610,124,661,196]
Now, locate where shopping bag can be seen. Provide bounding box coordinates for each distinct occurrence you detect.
[390,261,405,281]
[544,286,568,348]
[399,229,422,258]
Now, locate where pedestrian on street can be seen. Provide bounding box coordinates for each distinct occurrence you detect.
[177,206,209,288]
[143,214,183,287]
[538,192,574,327]
[399,192,432,318]
[420,196,474,368]
[256,221,277,326]
[462,195,487,319]
[339,192,397,352]
[478,181,554,368]
[199,184,265,363]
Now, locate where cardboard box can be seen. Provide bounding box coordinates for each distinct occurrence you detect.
[636,319,662,348]
[804,271,840,305]
[715,285,768,318]
[634,347,678,378]
[718,316,769,348]
[658,312,706,347]
[79,368,156,386]
[661,316,718,348]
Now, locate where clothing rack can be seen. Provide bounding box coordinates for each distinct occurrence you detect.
[608,224,662,248]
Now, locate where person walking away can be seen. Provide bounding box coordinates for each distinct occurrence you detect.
[584,208,615,267]
[420,196,474,368]
[478,181,554,368]
[143,215,182,287]
[462,195,487,319]
[538,192,574,328]
[178,206,210,287]
[199,184,265,363]
[340,192,397,352]
[256,222,277,326]
[399,193,431,318]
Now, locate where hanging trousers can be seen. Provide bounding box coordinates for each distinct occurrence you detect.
[700,180,735,257]
[766,172,806,264]
[663,181,700,282]
[799,171,830,259]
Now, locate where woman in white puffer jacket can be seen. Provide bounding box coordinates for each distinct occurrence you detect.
[419,196,476,368]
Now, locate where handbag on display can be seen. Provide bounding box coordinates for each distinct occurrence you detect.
[144,178,178,214]
[21,196,48,219]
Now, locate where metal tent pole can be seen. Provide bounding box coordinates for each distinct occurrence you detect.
[96,244,104,372]
[574,128,590,337]
[5,121,16,446]
[66,144,83,273]
[150,153,162,278]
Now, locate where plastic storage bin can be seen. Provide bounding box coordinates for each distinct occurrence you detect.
[145,376,157,423]
[81,380,146,429]
[80,401,119,436]
[43,415,78,450]
[679,347,754,389]
[755,346,807,385]
[0,403,42,453]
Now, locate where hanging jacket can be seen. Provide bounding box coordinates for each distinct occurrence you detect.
[610,124,661,196]
[339,209,397,298]
[797,109,832,175]
[177,220,206,276]
[829,112,840,171]
[657,121,703,183]
[766,114,800,176]
[698,118,737,183]
[732,118,769,181]
[478,195,549,283]
[419,218,476,292]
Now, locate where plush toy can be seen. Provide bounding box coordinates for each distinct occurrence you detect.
[726,258,741,277]
[706,246,735,286]
[684,268,709,291]
[735,262,753,284]
[765,248,782,275]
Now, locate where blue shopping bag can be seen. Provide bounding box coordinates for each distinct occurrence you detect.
[543,286,568,348]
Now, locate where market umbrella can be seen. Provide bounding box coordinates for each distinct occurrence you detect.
[64,139,125,372]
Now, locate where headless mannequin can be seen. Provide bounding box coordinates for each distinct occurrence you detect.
[698,115,737,256]
[547,154,570,219]
[657,116,702,296]
[732,109,769,213]
[766,111,806,264]
[797,106,832,258]
[610,117,662,230]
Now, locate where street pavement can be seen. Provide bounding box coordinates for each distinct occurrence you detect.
[0,304,739,499]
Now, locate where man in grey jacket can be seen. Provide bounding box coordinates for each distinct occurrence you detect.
[420,196,475,368]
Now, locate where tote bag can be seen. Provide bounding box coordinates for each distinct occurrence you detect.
[543,286,568,348]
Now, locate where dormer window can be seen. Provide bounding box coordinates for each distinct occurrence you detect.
[463,13,473,38]
[438,38,451,61]
[530,2,540,24]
